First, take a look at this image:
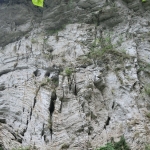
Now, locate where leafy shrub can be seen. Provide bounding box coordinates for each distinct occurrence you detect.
[61,143,70,149]
[145,144,150,150]
[88,35,129,64]
[97,143,114,150]
[144,84,150,96]
[146,112,150,118]
[138,63,150,73]
[96,136,130,150]
[89,36,113,60]
[65,68,72,77]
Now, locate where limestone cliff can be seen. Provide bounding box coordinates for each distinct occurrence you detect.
[0,0,150,150]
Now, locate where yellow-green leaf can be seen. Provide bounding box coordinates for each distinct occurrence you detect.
[32,0,44,7]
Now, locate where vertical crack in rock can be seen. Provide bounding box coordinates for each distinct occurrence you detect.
[26,119,28,126]
[30,107,32,120]
[59,98,63,113]
[73,74,78,96]
[68,78,72,91]
[33,97,36,108]
[41,123,44,138]
[17,41,21,51]
[30,44,33,56]
[112,101,115,109]
[33,86,40,108]
[59,88,64,113]
[74,83,77,96]
[49,91,57,116]
[49,91,57,140]
[66,71,73,91]
[104,116,111,129]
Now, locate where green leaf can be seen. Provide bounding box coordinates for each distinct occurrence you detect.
[32,0,44,7]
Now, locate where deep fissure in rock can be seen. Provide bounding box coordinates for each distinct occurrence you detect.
[59,98,63,113]
[50,128,52,140]
[49,91,57,116]
[26,119,28,125]
[59,89,64,113]
[48,91,57,139]
[33,97,36,108]
[23,107,25,112]
[44,135,46,143]
[68,79,72,91]
[41,123,44,138]
[104,116,111,129]
[75,84,77,95]
[32,86,40,110]
[30,107,32,120]
[112,101,115,109]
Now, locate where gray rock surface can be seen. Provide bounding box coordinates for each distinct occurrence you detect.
[0,0,150,150]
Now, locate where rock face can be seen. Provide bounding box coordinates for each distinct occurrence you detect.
[0,0,150,150]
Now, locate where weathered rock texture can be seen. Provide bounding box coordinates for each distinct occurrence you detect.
[0,0,150,150]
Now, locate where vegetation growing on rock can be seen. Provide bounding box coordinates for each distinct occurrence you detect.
[96,136,130,150]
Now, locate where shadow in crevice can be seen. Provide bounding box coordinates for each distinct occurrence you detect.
[48,91,57,140]
[104,116,111,129]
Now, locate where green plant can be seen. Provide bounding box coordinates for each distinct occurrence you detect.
[61,143,70,149]
[43,53,53,60]
[68,0,73,8]
[52,79,59,85]
[145,144,150,150]
[65,68,72,77]
[144,84,150,96]
[46,24,67,36]
[31,39,37,44]
[146,112,150,118]
[97,143,114,150]
[76,56,93,66]
[62,58,67,63]
[47,78,51,83]
[96,136,130,150]
[88,35,114,60]
[138,63,150,73]
[117,36,123,46]
[40,78,50,87]
[47,118,52,129]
